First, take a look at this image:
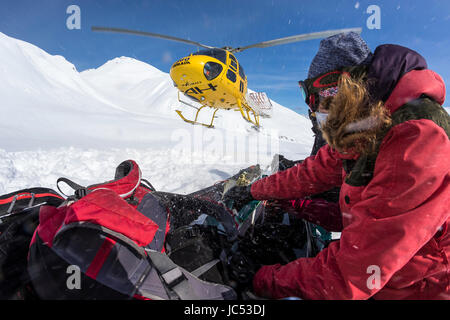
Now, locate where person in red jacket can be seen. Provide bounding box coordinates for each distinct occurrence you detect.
[224,35,450,299]
[271,32,374,237]
[244,33,374,249]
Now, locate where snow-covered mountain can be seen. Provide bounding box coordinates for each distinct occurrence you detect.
[0,32,314,195]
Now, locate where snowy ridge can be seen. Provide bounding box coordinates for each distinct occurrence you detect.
[81,56,178,116]
[0,32,313,195]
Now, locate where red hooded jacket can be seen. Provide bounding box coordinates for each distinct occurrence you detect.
[251,48,449,299]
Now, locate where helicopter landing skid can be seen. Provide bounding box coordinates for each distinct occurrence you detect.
[175,106,219,128]
[237,101,260,127]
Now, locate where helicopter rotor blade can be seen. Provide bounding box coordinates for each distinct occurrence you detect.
[91,26,215,50]
[230,27,362,53]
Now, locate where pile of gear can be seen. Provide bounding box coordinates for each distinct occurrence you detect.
[0,157,330,300]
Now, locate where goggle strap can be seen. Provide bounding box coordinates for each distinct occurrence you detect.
[309,94,316,111]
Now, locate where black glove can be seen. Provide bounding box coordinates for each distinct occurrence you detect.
[277,155,300,171]
[227,249,259,291]
[222,185,254,211]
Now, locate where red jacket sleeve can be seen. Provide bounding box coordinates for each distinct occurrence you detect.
[280,198,343,232]
[253,120,450,299]
[250,145,344,200]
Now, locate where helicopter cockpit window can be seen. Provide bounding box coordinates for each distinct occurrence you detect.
[203,61,223,81]
[193,49,227,65]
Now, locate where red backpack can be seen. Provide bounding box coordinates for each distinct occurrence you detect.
[27,160,237,300]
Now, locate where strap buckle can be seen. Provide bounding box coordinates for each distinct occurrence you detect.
[161,267,186,289]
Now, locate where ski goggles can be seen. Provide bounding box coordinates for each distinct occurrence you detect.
[298,80,310,106]
[299,70,350,111]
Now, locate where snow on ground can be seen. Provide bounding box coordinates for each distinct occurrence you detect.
[0,32,314,195]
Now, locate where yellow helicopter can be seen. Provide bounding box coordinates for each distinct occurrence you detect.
[92,26,362,128]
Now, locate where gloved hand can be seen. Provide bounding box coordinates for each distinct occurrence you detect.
[252,264,282,299]
[274,154,303,172]
[228,250,259,290]
[222,184,254,211]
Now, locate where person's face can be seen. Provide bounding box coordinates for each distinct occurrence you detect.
[314,95,334,129]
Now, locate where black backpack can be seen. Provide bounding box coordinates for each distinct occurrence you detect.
[0,188,64,299]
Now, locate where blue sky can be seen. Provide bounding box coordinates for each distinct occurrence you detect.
[0,0,449,115]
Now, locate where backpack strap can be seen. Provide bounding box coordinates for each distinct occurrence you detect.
[55,221,147,258]
[145,249,198,300]
[56,160,145,201]
[191,259,220,278]
[56,177,88,200]
[0,188,64,216]
[1,188,64,225]
[55,220,198,300]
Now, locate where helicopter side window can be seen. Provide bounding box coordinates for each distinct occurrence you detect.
[238,64,245,80]
[229,54,238,69]
[203,61,223,81]
[227,69,237,83]
[193,49,227,65]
